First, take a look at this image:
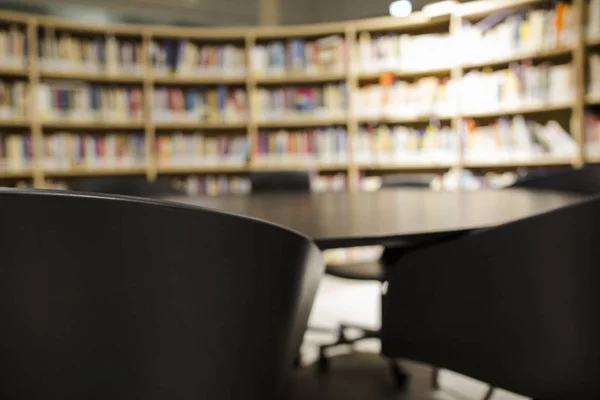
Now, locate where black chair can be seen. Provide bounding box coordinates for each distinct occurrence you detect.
[0,188,323,400]
[250,171,313,193]
[318,174,437,388]
[382,195,600,400]
[511,164,600,194]
[70,175,185,198]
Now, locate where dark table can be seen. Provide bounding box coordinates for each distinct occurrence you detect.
[163,188,583,249]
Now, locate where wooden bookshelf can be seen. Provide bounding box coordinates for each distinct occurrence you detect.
[464,157,579,169]
[0,169,33,178]
[0,0,595,189]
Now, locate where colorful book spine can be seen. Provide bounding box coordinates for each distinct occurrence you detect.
[0,25,27,68]
[156,132,248,166]
[255,83,346,120]
[252,35,345,75]
[459,62,574,113]
[152,86,247,122]
[172,174,251,196]
[0,133,32,170]
[37,83,143,122]
[166,41,247,76]
[585,113,600,156]
[0,80,27,119]
[254,128,348,165]
[353,125,458,165]
[462,115,578,163]
[42,131,146,169]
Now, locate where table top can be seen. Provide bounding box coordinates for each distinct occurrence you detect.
[163,188,583,249]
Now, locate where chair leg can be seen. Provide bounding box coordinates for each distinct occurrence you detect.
[482,386,495,400]
[431,367,440,390]
[389,360,409,389]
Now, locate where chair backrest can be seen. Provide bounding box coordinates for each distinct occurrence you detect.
[250,171,312,193]
[510,165,600,195]
[70,176,185,198]
[0,189,323,400]
[382,195,600,400]
[381,173,436,189]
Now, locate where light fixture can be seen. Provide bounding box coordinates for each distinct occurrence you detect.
[389,0,413,17]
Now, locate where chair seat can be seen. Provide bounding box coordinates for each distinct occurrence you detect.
[325,260,386,282]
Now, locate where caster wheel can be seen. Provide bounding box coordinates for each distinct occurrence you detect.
[390,363,408,389]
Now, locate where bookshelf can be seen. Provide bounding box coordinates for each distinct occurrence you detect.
[0,0,596,191]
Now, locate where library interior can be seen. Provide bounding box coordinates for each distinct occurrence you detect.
[0,0,599,399]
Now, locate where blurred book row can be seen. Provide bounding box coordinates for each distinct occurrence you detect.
[0,133,32,170]
[38,83,143,122]
[172,175,251,196]
[459,2,576,65]
[251,35,346,76]
[462,116,578,163]
[358,32,452,73]
[39,30,142,74]
[157,133,248,167]
[0,80,27,119]
[353,125,458,165]
[152,86,247,123]
[42,132,146,170]
[253,128,348,165]
[0,26,26,68]
[151,41,246,77]
[591,0,600,39]
[255,83,347,121]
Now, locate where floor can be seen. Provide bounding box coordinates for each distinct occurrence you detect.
[290,275,530,400]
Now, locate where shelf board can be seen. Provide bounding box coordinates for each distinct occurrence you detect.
[257,118,347,128]
[461,47,573,70]
[153,121,247,130]
[0,169,33,178]
[358,67,451,81]
[461,103,573,119]
[357,114,454,124]
[0,66,28,77]
[0,118,30,127]
[41,70,144,82]
[250,162,347,171]
[44,167,147,177]
[588,36,600,47]
[42,120,145,129]
[157,165,248,174]
[152,75,246,85]
[587,94,600,105]
[358,162,454,171]
[254,72,346,84]
[458,0,547,20]
[464,157,577,169]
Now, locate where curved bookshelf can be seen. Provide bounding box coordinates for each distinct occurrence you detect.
[0,0,594,189]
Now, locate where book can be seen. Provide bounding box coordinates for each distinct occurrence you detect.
[252,35,345,76]
[0,132,32,170]
[462,115,578,163]
[460,62,574,113]
[590,0,600,39]
[43,131,146,170]
[0,80,28,119]
[585,112,600,156]
[152,86,247,123]
[38,83,143,122]
[459,2,576,65]
[171,174,251,196]
[255,83,347,121]
[157,132,248,167]
[356,77,454,119]
[590,54,600,97]
[254,127,347,165]
[0,25,26,69]
[353,124,458,165]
